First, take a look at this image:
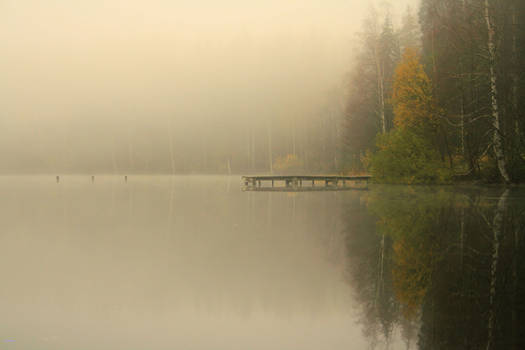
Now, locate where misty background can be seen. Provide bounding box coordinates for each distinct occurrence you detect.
[1,0,416,174]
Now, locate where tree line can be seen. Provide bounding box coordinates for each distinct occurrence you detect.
[343,0,524,184]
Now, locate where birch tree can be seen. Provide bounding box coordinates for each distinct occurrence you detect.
[484,0,511,183]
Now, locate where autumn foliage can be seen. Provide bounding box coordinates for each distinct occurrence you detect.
[392,48,437,130]
[273,154,304,174]
[392,236,432,319]
[368,48,451,184]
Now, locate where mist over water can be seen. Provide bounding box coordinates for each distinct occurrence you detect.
[0,176,363,349]
[2,176,523,349]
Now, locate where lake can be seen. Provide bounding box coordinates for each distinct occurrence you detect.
[1,176,523,349]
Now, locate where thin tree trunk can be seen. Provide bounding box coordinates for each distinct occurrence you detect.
[461,93,465,158]
[486,189,509,350]
[167,121,175,175]
[460,0,467,164]
[376,233,385,304]
[459,53,466,160]
[128,133,134,173]
[379,74,386,134]
[460,207,465,269]
[111,141,118,175]
[374,43,386,134]
[202,133,208,172]
[267,122,273,174]
[484,0,511,184]
[431,18,437,89]
[511,218,519,349]
[292,117,297,156]
[333,109,339,171]
[250,126,255,171]
[511,4,520,150]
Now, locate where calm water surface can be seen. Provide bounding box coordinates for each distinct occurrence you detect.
[1,176,523,349]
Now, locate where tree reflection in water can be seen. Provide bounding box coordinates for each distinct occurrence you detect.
[342,186,525,349]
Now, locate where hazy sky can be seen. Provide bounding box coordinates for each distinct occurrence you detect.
[0,0,418,172]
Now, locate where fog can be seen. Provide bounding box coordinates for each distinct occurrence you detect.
[1,0,416,173]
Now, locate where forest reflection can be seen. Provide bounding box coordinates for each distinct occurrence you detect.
[343,186,525,349]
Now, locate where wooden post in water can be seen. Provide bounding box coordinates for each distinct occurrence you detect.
[56,175,60,183]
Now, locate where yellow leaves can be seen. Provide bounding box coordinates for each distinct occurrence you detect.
[392,48,437,131]
[392,235,432,320]
[273,154,303,173]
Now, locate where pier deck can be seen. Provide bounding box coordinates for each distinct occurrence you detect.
[242,175,371,191]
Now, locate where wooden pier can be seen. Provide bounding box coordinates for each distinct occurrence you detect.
[242,175,371,191]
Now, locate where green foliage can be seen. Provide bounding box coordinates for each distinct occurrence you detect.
[364,48,451,184]
[370,129,452,184]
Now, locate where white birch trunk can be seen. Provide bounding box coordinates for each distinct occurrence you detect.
[486,189,509,350]
[484,0,511,184]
